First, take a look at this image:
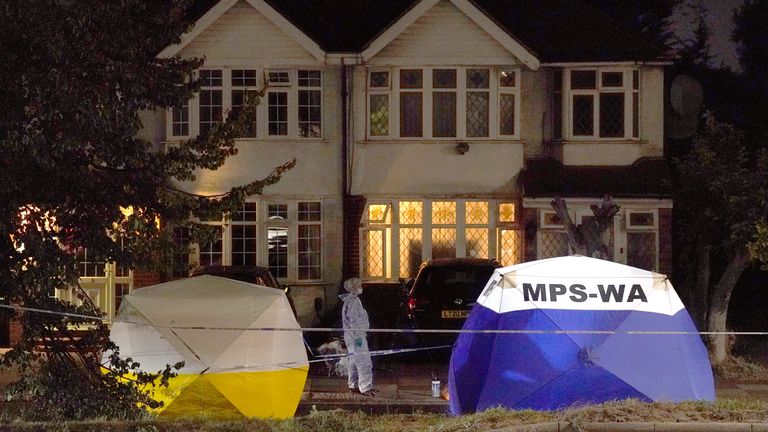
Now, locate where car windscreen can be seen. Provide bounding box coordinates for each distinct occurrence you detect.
[412,266,495,303]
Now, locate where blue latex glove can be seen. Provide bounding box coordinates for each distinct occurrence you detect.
[354,337,363,348]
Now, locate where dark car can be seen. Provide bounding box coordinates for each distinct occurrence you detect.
[190,265,296,316]
[406,258,500,344]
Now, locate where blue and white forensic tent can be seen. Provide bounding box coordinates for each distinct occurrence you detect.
[448,256,715,414]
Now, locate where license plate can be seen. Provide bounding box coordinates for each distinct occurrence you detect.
[441,310,469,319]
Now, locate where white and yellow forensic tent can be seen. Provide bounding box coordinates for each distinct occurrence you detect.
[105,275,308,418]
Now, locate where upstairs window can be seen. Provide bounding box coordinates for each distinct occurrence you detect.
[199,69,223,136]
[167,68,322,140]
[563,68,640,140]
[368,67,520,140]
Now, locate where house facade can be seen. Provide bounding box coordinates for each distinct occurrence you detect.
[61,0,674,329]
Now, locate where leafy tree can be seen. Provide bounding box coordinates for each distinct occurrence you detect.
[674,113,768,364]
[0,0,293,419]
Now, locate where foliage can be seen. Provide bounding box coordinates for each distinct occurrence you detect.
[672,113,768,361]
[0,0,293,420]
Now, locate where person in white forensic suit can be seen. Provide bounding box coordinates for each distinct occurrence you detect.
[339,277,377,396]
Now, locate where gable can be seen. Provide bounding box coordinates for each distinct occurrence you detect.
[177,0,319,66]
[368,0,524,66]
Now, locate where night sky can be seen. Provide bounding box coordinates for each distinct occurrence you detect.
[670,0,745,70]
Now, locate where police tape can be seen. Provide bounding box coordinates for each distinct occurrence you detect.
[3,302,768,336]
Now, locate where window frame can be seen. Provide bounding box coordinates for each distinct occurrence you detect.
[366,66,520,140]
[359,199,520,281]
[563,67,640,141]
[166,68,324,141]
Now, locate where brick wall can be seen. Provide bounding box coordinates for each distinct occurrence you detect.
[343,195,366,279]
[132,269,161,289]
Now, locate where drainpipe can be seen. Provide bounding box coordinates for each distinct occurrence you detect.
[341,59,351,279]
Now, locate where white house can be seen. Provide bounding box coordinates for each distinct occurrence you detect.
[67,0,674,327]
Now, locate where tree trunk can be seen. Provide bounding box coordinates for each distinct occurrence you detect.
[691,241,711,330]
[707,248,751,364]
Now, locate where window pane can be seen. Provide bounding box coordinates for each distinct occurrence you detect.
[268,227,288,278]
[432,201,456,225]
[432,228,456,259]
[231,90,257,137]
[466,202,489,224]
[570,70,596,89]
[267,71,290,84]
[199,227,223,266]
[399,201,423,225]
[432,92,456,137]
[632,92,639,138]
[466,92,489,137]
[400,92,423,137]
[553,70,563,140]
[499,229,522,266]
[399,69,423,89]
[367,204,389,223]
[433,69,456,88]
[199,90,222,135]
[232,202,258,222]
[364,230,385,278]
[299,89,322,138]
[199,69,222,86]
[298,202,321,221]
[231,69,257,86]
[172,102,189,136]
[268,204,287,220]
[633,70,640,90]
[499,69,516,87]
[172,227,191,278]
[298,225,321,280]
[539,231,570,258]
[499,93,516,135]
[466,227,489,258]
[572,94,594,136]
[599,92,625,138]
[370,71,389,88]
[231,224,257,266]
[115,283,130,312]
[601,71,623,87]
[498,203,516,223]
[399,227,422,278]
[629,212,655,226]
[466,69,490,88]
[627,232,657,271]
[370,94,389,136]
[268,92,288,135]
[298,70,321,87]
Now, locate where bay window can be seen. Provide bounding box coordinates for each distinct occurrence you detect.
[368,67,520,140]
[188,200,324,282]
[168,68,322,140]
[361,199,521,280]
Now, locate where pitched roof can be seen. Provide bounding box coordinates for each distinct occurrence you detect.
[190,0,667,62]
[520,158,674,198]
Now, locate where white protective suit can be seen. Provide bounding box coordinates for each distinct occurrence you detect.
[340,278,374,393]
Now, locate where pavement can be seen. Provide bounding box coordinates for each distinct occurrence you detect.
[298,358,451,415]
[298,356,768,415]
